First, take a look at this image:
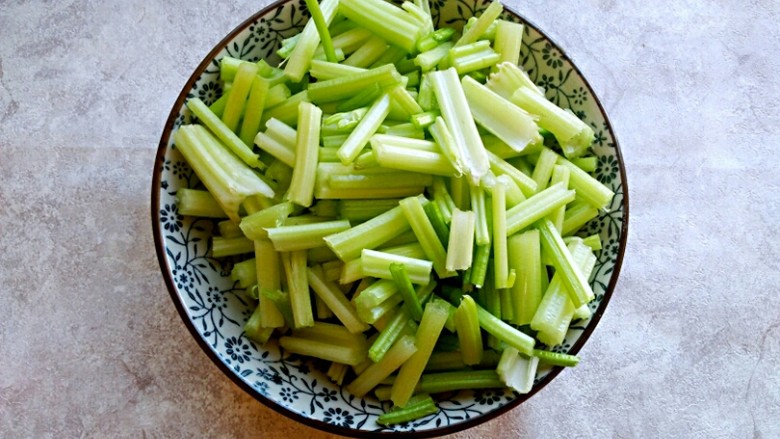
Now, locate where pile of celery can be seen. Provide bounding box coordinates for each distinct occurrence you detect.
[173,0,613,426]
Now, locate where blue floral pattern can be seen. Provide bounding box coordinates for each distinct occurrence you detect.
[155,0,627,435]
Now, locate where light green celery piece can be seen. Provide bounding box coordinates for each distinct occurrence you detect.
[508,230,542,326]
[222,62,259,132]
[390,263,424,321]
[581,234,602,251]
[176,188,228,218]
[414,41,454,72]
[405,70,421,88]
[304,0,337,62]
[417,370,503,394]
[361,249,433,285]
[562,201,599,236]
[416,26,455,52]
[556,156,615,209]
[496,346,539,394]
[337,94,391,164]
[573,302,592,321]
[428,117,463,176]
[239,76,269,146]
[308,60,367,80]
[377,394,438,426]
[487,150,537,197]
[425,350,502,372]
[262,90,310,127]
[327,362,349,385]
[330,26,373,53]
[369,46,407,69]
[321,259,343,282]
[355,279,399,310]
[462,76,541,155]
[321,134,349,149]
[454,295,483,365]
[185,99,263,169]
[255,130,295,167]
[239,202,294,240]
[308,246,339,264]
[337,84,382,112]
[358,293,403,324]
[533,349,580,367]
[495,174,525,207]
[505,182,576,235]
[339,0,422,53]
[284,0,339,82]
[287,102,321,207]
[323,198,417,260]
[531,241,595,345]
[347,335,418,397]
[316,163,427,199]
[531,147,559,193]
[417,73,437,111]
[411,111,438,130]
[173,125,272,221]
[430,68,489,185]
[339,199,401,222]
[445,208,475,271]
[265,83,291,108]
[388,85,424,119]
[283,250,314,328]
[511,87,595,158]
[493,20,523,67]
[423,201,449,246]
[449,40,501,74]
[217,219,243,238]
[230,258,256,289]
[380,230,420,249]
[244,307,275,345]
[309,64,404,104]
[500,287,515,322]
[549,164,571,232]
[391,299,450,407]
[265,118,297,146]
[432,177,456,223]
[219,56,243,82]
[475,300,535,355]
[259,288,295,328]
[212,236,254,258]
[343,36,388,68]
[371,136,458,177]
[322,107,368,135]
[486,62,543,99]
[491,180,515,289]
[537,219,594,308]
[455,0,502,46]
[307,266,369,334]
[469,243,490,289]
[329,171,432,191]
[279,336,367,366]
[402,1,433,36]
[342,243,425,284]
[399,196,455,278]
[254,239,285,328]
[209,91,229,117]
[266,220,351,252]
[482,134,524,159]
[471,183,491,247]
[571,156,598,173]
[294,322,368,347]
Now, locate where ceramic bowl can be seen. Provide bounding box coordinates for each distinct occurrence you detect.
[152,0,629,436]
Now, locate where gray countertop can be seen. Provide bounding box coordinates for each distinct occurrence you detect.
[1,1,778,437]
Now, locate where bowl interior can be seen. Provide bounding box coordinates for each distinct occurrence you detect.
[153,0,628,436]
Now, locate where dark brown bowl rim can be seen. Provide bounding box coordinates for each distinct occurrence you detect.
[151,1,630,437]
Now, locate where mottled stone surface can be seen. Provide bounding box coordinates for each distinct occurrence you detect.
[1,0,778,438]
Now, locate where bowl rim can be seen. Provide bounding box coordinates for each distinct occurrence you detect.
[151,1,630,437]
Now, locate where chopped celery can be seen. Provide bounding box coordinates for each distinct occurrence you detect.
[493,20,523,67]
[454,295,483,365]
[422,201,450,246]
[369,306,413,362]
[377,394,438,426]
[239,76,269,147]
[244,308,274,345]
[266,219,351,251]
[487,62,543,100]
[254,239,285,328]
[446,208,475,271]
[362,249,433,285]
[222,62,258,133]
[284,0,339,82]
[390,263,424,321]
[265,83,292,108]
[491,180,515,289]
[533,349,580,367]
[455,1,503,47]
[304,0,337,62]
[531,147,559,193]
[384,122,425,139]
[571,156,598,173]
[371,135,458,176]
[475,300,535,355]
[185,99,263,169]
[496,347,539,394]
[537,219,595,308]
[343,36,388,68]
[508,230,543,326]
[255,132,295,167]
[279,336,367,366]
[355,279,399,310]
[175,188,227,218]
[287,102,321,207]
[339,199,402,222]
[327,362,349,385]
[308,266,369,333]
[449,40,501,74]
[562,201,600,236]
[548,164,571,232]
[308,60,366,80]
[336,83,382,112]
[556,156,615,209]
[347,335,418,397]
[417,370,503,394]
[259,288,295,328]
[399,196,454,278]
[283,250,314,328]
[217,219,243,238]
[239,202,294,240]
[308,64,403,104]
[415,42,454,72]
[262,90,310,126]
[487,150,537,196]
[469,243,491,289]
[230,258,257,289]
[338,94,391,164]
[339,0,422,53]
[505,183,576,235]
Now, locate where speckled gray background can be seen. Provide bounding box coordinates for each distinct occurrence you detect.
[1,0,778,438]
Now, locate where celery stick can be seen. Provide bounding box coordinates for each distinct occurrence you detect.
[430,68,489,184]
[483,266,502,350]
[391,299,450,407]
[482,134,524,159]
[336,83,382,112]
[284,0,339,82]
[508,230,543,326]
[402,1,433,36]
[283,250,314,328]
[449,40,501,74]
[255,239,284,328]
[425,350,502,372]
[533,349,580,367]
[390,263,424,321]
[294,322,368,348]
[176,188,228,218]
[411,111,438,130]
[422,201,450,245]
[209,91,228,117]
[474,300,535,355]
[239,202,294,240]
[371,137,457,176]
[492,180,515,289]
[470,184,490,246]
[231,258,257,289]
[338,94,391,164]
[328,361,349,385]
[417,73,437,111]
[339,0,422,53]
[254,132,295,167]
[343,243,425,284]
[239,76,269,146]
[262,90,310,126]
[370,46,407,69]
[361,249,433,285]
[455,1,503,47]
[562,201,599,236]
[265,117,297,146]
[218,219,243,238]
[486,62,543,100]
[322,259,343,282]
[304,0,337,62]
[493,20,523,67]
[538,219,595,308]
[339,199,401,222]
[428,117,463,177]
[348,335,418,397]
[322,107,368,135]
[496,347,539,394]
[384,122,424,139]
[185,99,263,169]
[512,87,595,158]
[556,156,615,209]
[454,295,483,365]
[432,177,456,222]
[417,370,504,394]
[324,199,416,260]
[581,234,602,251]
[287,102,321,207]
[343,36,388,68]
[222,62,258,133]
[487,151,537,197]
[212,236,253,258]
[378,394,438,426]
[265,83,291,108]
[470,243,491,289]
[417,27,455,52]
[355,279,399,310]
[358,293,403,324]
[445,208,475,271]
[266,219,351,251]
[400,196,455,278]
[388,85,424,119]
[308,60,367,80]
[549,164,571,232]
[245,307,275,345]
[308,64,403,104]
[308,266,369,334]
[279,336,366,366]
[571,156,598,173]
[321,134,349,148]
[505,183,576,235]
[462,76,541,154]
[531,147,559,193]
[494,174,525,208]
[415,41,454,72]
